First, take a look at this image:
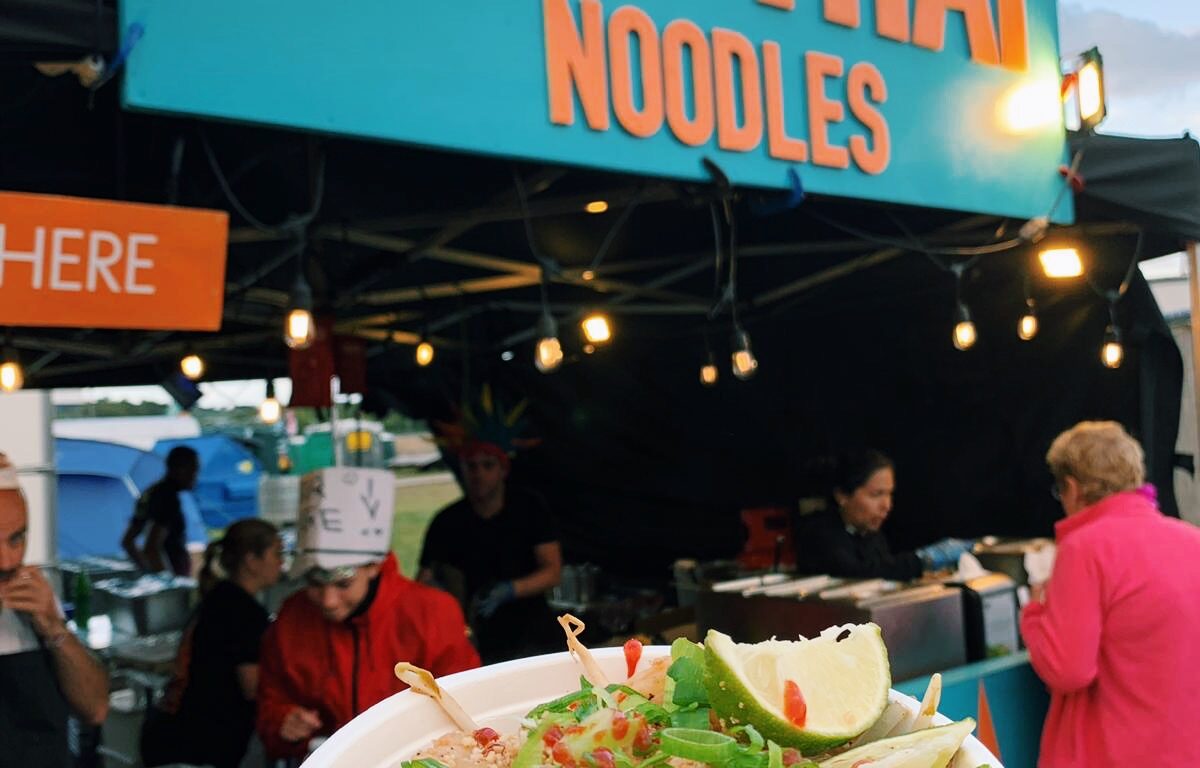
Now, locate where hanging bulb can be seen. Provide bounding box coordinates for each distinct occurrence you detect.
[534,311,563,373]
[415,340,435,367]
[581,312,612,344]
[953,302,977,351]
[731,329,758,380]
[1018,299,1038,341]
[259,379,282,424]
[1101,325,1124,369]
[180,352,205,381]
[284,271,316,350]
[0,346,23,394]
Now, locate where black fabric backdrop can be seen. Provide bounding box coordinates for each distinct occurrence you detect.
[0,0,116,61]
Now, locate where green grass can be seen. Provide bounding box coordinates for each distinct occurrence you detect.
[391,474,463,578]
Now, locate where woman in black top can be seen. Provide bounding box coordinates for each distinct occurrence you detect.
[795,450,971,580]
[141,518,282,768]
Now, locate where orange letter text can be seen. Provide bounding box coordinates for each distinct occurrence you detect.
[847,62,890,175]
[804,51,850,169]
[913,0,1001,67]
[713,28,764,153]
[544,0,610,130]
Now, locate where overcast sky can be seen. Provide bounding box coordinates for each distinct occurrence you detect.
[62,3,1197,408]
[1060,0,1200,137]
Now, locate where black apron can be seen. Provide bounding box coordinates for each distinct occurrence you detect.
[0,641,71,768]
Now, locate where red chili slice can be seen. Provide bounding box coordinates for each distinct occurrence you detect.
[552,741,576,767]
[473,727,500,748]
[590,747,616,768]
[610,710,630,740]
[623,638,643,678]
[543,725,565,747]
[783,680,807,728]
[781,748,803,766]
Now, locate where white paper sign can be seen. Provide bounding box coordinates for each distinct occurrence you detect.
[295,467,396,571]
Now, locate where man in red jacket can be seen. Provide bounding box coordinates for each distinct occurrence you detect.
[256,468,480,761]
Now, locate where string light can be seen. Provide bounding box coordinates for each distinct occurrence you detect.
[731,328,758,380]
[1019,273,1039,341]
[259,379,282,424]
[585,201,609,214]
[700,352,719,386]
[535,311,563,373]
[180,352,205,381]
[0,344,23,394]
[415,340,435,367]
[1018,306,1039,341]
[950,262,977,351]
[1101,326,1124,369]
[284,269,316,350]
[953,303,978,351]
[581,312,613,345]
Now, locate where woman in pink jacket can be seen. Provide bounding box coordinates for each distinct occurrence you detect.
[1021,421,1200,767]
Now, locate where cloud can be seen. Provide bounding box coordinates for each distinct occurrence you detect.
[1059,3,1200,98]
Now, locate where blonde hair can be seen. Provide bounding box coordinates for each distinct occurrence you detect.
[1046,421,1145,504]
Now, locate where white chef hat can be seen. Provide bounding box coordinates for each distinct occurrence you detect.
[291,466,396,579]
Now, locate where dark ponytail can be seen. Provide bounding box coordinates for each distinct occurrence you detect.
[198,518,279,596]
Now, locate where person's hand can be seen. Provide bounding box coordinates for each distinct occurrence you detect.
[475,581,515,618]
[280,707,322,743]
[917,538,974,572]
[0,566,63,638]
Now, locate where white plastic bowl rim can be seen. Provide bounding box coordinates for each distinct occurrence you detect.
[303,647,1002,768]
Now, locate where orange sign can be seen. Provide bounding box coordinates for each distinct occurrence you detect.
[0,191,228,331]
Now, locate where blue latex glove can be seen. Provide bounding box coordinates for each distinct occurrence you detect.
[475,581,515,618]
[916,538,974,572]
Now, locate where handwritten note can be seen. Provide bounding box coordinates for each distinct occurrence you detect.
[297,467,396,568]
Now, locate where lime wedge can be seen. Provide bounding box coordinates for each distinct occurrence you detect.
[817,718,976,768]
[704,625,890,754]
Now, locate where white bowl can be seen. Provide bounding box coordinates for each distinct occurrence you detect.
[303,647,1002,767]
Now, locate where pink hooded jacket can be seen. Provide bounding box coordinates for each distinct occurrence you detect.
[1020,488,1200,766]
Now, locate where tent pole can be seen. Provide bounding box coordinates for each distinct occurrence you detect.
[1188,243,1200,491]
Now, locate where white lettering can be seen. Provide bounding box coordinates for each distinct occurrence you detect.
[0,224,46,289]
[86,230,123,293]
[125,233,157,295]
[50,228,84,292]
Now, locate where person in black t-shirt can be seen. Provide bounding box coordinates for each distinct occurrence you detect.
[121,445,199,577]
[141,518,283,768]
[419,441,562,664]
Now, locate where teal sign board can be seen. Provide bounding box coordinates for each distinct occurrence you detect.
[120,0,1072,222]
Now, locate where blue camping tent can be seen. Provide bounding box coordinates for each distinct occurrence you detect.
[154,435,262,529]
[55,438,207,559]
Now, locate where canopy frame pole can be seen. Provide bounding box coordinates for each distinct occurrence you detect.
[1188,242,1200,497]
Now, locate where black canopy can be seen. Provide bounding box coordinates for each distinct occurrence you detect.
[0,59,1193,582]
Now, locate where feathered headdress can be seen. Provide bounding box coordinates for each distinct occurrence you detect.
[433,383,540,465]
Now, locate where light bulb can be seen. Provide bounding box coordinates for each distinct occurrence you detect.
[1078,60,1104,125]
[1102,341,1124,368]
[1018,313,1039,341]
[284,308,315,350]
[700,363,719,386]
[0,361,24,393]
[1039,248,1083,278]
[180,353,205,381]
[415,341,435,367]
[731,329,758,380]
[585,201,609,214]
[535,336,563,373]
[953,321,978,350]
[259,397,282,424]
[581,313,612,344]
